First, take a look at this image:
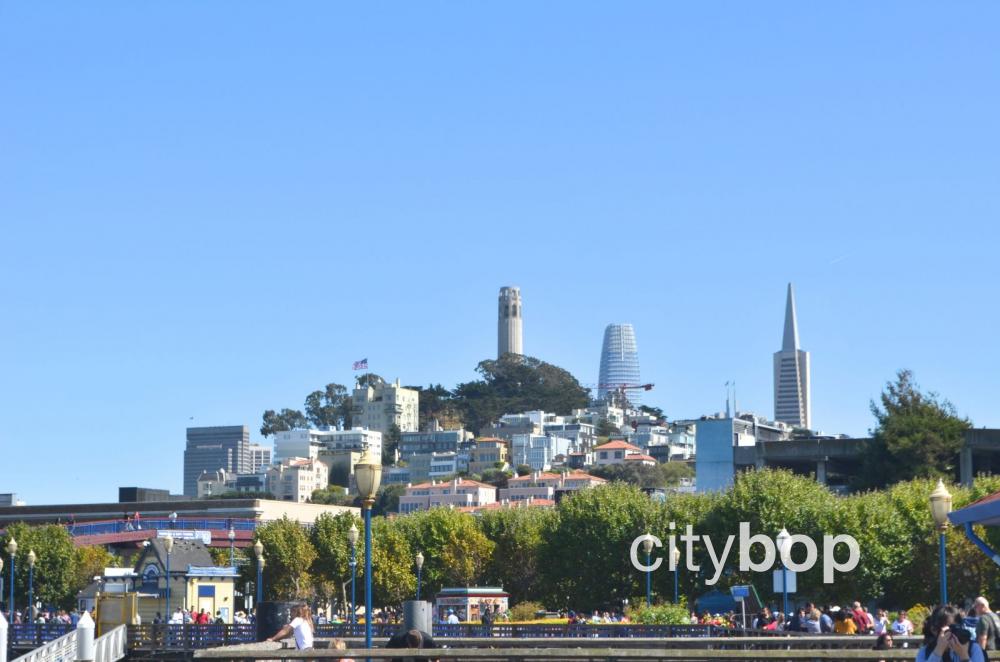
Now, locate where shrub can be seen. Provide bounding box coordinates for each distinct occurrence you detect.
[509,601,546,622]
[628,602,690,625]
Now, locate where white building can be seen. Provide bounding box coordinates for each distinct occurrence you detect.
[399,478,497,514]
[352,379,419,434]
[248,444,272,473]
[273,427,382,464]
[593,439,645,466]
[265,457,329,503]
[196,469,231,498]
[509,434,573,472]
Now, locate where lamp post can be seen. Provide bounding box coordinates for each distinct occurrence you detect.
[163,535,174,621]
[930,479,953,606]
[228,528,236,567]
[0,557,4,617]
[415,552,424,601]
[641,536,654,607]
[27,550,36,621]
[7,537,17,622]
[348,523,358,626]
[253,540,264,608]
[776,528,790,618]
[673,547,681,604]
[354,450,382,652]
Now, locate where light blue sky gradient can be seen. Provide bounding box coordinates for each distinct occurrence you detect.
[2,2,998,504]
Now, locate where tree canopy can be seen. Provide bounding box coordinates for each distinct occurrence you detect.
[453,354,591,433]
[856,370,971,489]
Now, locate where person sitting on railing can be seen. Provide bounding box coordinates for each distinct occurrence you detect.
[917,604,985,662]
[266,604,314,651]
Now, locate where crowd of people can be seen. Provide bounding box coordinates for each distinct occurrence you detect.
[3,607,83,625]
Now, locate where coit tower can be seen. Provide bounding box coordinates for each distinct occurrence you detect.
[497,286,523,358]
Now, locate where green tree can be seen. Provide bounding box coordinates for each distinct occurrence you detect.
[406,384,462,430]
[311,486,356,506]
[515,464,532,477]
[71,546,120,604]
[373,484,407,516]
[305,383,352,429]
[4,523,78,609]
[595,418,617,437]
[370,518,415,607]
[478,507,556,604]
[453,354,590,433]
[539,483,656,611]
[857,370,971,488]
[395,508,494,596]
[355,373,385,389]
[479,468,513,488]
[310,512,361,611]
[638,405,665,421]
[260,408,309,437]
[383,424,402,465]
[253,517,317,599]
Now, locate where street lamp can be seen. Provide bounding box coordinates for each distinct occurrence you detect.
[354,449,382,652]
[163,535,174,621]
[253,540,265,607]
[930,479,953,606]
[27,550,36,621]
[348,523,359,627]
[7,537,17,621]
[672,547,682,604]
[228,528,236,567]
[415,552,424,601]
[776,528,791,618]
[641,536,654,607]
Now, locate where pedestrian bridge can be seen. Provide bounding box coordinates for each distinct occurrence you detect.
[0,615,125,662]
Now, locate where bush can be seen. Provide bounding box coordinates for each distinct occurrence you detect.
[509,601,546,622]
[628,602,690,625]
[906,604,931,633]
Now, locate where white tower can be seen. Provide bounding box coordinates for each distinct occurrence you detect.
[773,283,811,429]
[498,286,523,358]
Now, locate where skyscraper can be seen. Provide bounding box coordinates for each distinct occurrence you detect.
[497,286,523,358]
[773,283,811,429]
[598,323,641,405]
[183,425,251,496]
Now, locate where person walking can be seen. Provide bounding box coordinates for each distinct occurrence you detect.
[266,604,314,651]
[974,597,1000,652]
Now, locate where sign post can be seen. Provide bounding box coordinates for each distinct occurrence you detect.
[730,586,751,629]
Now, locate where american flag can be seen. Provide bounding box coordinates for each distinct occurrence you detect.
[353,358,368,371]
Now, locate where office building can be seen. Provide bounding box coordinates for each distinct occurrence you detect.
[352,379,419,434]
[498,286,523,357]
[773,283,811,429]
[597,324,641,406]
[183,426,250,497]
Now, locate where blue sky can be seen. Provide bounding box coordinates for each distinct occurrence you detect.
[2,2,999,505]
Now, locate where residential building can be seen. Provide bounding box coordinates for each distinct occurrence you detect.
[634,422,696,461]
[384,466,412,485]
[407,451,470,484]
[399,428,472,459]
[624,453,657,467]
[510,434,573,472]
[774,283,811,429]
[593,439,644,465]
[183,426,251,497]
[459,498,554,515]
[196,469,230,498]
[265,457,329,503]
[398,478,497,514]
[543,422,596,451]
[248,444,272,473]
[468,438,509,474]
[273,427,382,464]
[500,469,606,502]
[498,286,523,357]
[597,323,642,406]
[352,379,419,434]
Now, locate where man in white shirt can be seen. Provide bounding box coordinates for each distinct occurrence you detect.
[446,609,460,625]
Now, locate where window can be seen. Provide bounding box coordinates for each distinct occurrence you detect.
[599,451,607,459]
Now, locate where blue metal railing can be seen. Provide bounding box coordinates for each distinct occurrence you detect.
[67,518,259,537]
[7,623,75,647]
